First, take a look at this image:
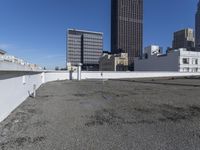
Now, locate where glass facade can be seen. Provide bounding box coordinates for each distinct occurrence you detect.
[67,29,103,70]
[111,0,143,70]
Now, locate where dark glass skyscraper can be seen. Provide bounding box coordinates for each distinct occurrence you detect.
[196,0,200,51]
[111,0,143,70]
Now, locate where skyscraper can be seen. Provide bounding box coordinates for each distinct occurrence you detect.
[111,0,143,70]
[196,0,200,51]
[67,29,103,70]
[172,28,195,51]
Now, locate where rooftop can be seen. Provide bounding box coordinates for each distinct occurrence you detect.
[0,49,6,55]
[1,78,200,149]
[68,28,103,35]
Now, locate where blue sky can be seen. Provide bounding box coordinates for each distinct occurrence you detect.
[0,0,198,69]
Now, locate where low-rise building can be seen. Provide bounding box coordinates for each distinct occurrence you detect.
[99,53,128,71]
[0,49,6,55]
[0,51,42,71]
[135,45,200,72]
[144,45,163,57]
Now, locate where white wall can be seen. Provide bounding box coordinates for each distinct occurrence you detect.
[135,51,180,71]
[81,71,200,79]
[0,61,41,71]
[179,50,200,72]
[1,70,200,122]
[45,72,69,82]
[0,73,43,122]
[0,61,32,71]
[0,71,72,122]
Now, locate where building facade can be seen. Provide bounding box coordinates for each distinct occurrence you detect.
[135,46,200,72]
[172,28,195,51]
[196,0,200,51]
[99,53,128,71]
[111,0,143,70]
[67,29,103,70]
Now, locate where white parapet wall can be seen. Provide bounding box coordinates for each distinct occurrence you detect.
[0,73,43,122]
[81,71,200,79]
[0,71,70,122]
[44,71,70,82]
[1,70,200,122]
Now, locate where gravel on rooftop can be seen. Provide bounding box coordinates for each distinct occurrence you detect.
[1,78,200,150]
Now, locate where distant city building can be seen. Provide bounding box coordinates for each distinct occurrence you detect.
[0,52,42,71]
[135,46,200,72]
[172,28,195,51]
[196,0,200,51]
[144,45,163,56]
[99,53,128,71]
[67,29,103,70]
[111,0,143,70]
[0,49,6,55]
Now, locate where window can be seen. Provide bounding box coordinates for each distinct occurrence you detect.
[191,68,198,72]
[144,53,148,59]
[192,58,198,65]
[182,58,189,64]
[183,68,190,72]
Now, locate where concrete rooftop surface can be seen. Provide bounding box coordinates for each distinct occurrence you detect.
[1,78,200,150]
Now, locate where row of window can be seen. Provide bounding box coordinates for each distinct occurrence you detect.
[83,35,103,40]
[68,41,81,43]
[83,48,103,51]
[182,58,198,65]
[68,46,81,49]
[84,42,103,45]
[181,68,200,72]
[83,38,103,41]
[68,54,101,58]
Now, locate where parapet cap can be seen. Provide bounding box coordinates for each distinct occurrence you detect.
[68,28,103,35]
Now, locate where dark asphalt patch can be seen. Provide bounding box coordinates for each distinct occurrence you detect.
[85,105,200,127]
[85,109,124,126]
[114,79,200,87]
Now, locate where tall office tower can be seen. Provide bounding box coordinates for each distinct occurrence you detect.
[196,0,200,51]
[67,29,103,70]
[172,28,195,51]
[111,0,143,70]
